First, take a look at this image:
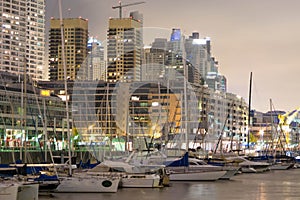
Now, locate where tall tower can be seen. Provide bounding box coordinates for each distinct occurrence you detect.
[141,38,168,81]
[49,17,88,81]
[107,11,143,82]
[0,0,46,81]
[87,37,106,81]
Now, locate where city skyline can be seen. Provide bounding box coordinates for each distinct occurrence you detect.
[46,0,300,113]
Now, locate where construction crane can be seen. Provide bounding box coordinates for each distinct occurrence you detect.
[277,107,300,147]
[112,1,145,19]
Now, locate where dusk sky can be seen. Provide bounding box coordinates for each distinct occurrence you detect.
[46,0,300,113]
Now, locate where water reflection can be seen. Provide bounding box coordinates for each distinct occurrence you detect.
[41,169,300,200]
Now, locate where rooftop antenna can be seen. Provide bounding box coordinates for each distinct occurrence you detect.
[112,1,145,19]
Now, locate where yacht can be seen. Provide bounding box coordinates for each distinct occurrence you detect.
[87,160,169,188]
[188,158,239,180]
[165,152,227,181]
[225,156,270,173]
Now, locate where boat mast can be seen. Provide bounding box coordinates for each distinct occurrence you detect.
[247,72,252,150]
[23,59,27,162]
[182,34,188,151]
[58,0,72,176]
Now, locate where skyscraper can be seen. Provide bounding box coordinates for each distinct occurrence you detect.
[141,38,168,81]
[107,11,143,82]
[0,0,46,81]
[87,37,106,81]
[48,17,88,81]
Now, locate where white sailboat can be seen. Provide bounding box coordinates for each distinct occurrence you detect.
[53,0,120,193]
[163,35,227,181]
[165,151,227,181]
[87,160,168,188]
[55,174,120,193]
[0,177,39,200]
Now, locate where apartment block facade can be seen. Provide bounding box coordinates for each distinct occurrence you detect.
[48,17,88,81]
[107,12,142,82]
[0,0,46,81]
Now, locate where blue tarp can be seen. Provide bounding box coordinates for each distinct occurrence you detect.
[34,174,59,181]
[164,152,189,167]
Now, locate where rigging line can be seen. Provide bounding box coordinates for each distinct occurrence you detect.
[270,101,286,153]
[0,73,17,163]
[28,76,48,162]
[27,97,44,162]
[213,100,235,154]
[29,77,58,176]
[147,82,169,152]
[163,79,172,144]
[0,74,14,129]
[59,0,72,176]
[165,98,181,146]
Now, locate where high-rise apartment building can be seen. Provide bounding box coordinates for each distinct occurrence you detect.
[107,11,143,82]
[141,38,168,81]
[185,33,211,83]
[87,38,106,81]
[0,0,46,81]
[48,17,88,81]
[167,28,182,66]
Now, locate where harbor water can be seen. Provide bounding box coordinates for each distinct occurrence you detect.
[40,168,300,200]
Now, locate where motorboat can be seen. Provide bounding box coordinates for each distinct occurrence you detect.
[167,167,227,181]
[247,154,295,170]
[165,152,227,181]
[225,156,270,173]
[188,158,239,180]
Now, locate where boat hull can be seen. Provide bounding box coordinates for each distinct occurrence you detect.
[18,183,39,200]
[0,182,39,200]
[121,174,162,188]
[0,184,18,200]
[219,167,240,180]
[240,166,270,173]
[269,163,295,170]
[169,170,227,181]
[55,176,120,193]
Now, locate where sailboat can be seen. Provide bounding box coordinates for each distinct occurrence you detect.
[0,177,39,200]
[87,159,168,188]
[248,100,296,170]
[81,83,169,188]
[156,35,227,181]
[165,151,227,181]
[53,0,120,193]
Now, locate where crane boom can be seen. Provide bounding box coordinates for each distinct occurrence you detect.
[277,107,300,146]
[278,107,300,125]
[112,1,145,19]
